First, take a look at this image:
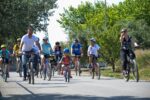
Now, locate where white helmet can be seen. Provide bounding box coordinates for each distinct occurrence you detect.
[43,36,48,40]
[90,38,96,42]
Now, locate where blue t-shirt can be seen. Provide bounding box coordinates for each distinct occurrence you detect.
[41,43,53,55]
[71,43,82,55]
[0,49,10,59]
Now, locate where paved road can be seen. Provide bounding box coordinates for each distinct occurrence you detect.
[0,72,150,100]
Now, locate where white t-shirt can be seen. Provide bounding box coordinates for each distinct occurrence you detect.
[88,44,100,57]
[21,34,38,51]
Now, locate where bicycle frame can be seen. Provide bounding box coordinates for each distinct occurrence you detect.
[1,58,9,82]
[23,52,35,84]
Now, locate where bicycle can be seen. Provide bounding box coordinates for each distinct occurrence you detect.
[89,55,101,80]
[16,55,22,77]
[62,64,71,82]
[123,50,139,82]
[23,51,35,84]
[0,57,9,82]
[42,55,54,81]
[72,55,81,76]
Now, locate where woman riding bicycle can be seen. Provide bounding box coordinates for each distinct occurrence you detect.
[87,38,100,74]
[120,28,136,76]
[41,36,53,67]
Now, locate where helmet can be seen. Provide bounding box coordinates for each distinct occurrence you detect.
[55,41,60,45]
[74,38,78,43]
[17,38,21,42]
[43,36,48,40]
[120,28,127,33]
[1,44,6,48]
[90,38,96,42]
[63,48,70,54]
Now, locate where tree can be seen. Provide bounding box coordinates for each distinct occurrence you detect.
[0,0,57,44]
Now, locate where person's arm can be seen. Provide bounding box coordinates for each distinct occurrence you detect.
[19,41,23,53]
[71,44,73,55]
[35,41,41,51]
[120,33,124,45]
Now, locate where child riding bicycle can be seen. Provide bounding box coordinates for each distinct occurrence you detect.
[59,48,72,78]
[0,44,11,77]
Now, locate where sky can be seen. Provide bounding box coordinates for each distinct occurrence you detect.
[37,0,124,47]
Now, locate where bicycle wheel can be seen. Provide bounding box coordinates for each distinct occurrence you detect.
[4,64,8,82]
[18,61,22,77]
[48,63,52,81]
[132,59,139,82]
[27,63,31,84]
[124,64,130,82]
[78,61,81,76]
[30,62,34,84]
[97,64,101,80]
[92,67,95,79]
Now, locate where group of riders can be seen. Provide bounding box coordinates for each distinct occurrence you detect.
[0,26,136,82]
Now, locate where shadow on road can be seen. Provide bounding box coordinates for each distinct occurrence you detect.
[0,93,149,100]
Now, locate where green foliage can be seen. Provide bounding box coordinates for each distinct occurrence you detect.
[0,0,57,44]
[58,0,150,71]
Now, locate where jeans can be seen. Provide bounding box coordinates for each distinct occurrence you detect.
[22,54,38,79]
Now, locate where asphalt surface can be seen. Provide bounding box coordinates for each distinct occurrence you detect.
[0,72,150,100]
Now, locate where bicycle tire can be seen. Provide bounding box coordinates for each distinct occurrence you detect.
[4,64,8,82]
[125,64,130,82]
[48,63,52,81]
[28,63,31,84]
[30,62,34,84]
[18,61,22,77]
[98,65,101,80]
[92,67,95,79]
[132,60,139,82]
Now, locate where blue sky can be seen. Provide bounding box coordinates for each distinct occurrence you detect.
[37,0,124,47]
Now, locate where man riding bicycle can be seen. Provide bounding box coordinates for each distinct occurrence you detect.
[54,41,62,63]
[71,39,83,74]
[87,38,100,73]
[19,26,41,81]
[120,28,136,76]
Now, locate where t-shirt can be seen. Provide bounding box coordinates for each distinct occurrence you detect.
[88,44,100,57]
[54,45,62,55]
[13,44,20,55]
[60,55,71,65]
[0,49,10,59]
[41,43,52,55]
[21,34,38,52]
[71,43,82,55]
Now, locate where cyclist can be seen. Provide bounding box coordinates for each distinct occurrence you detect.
[41,36,53,68]
[59,48,72,78]
[13,38,21,72]
[71,39,83,73]
[87,38,100,73]
[0,44,11,77]
[54,41,62,62]
[19,26,41,81]
[120,28,135,76]
[53,41,62,74]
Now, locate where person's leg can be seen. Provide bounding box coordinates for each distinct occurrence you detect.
[22,54,28,80]
[33,54,38,72]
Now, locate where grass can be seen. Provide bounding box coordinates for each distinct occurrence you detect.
[101,49,150,81]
